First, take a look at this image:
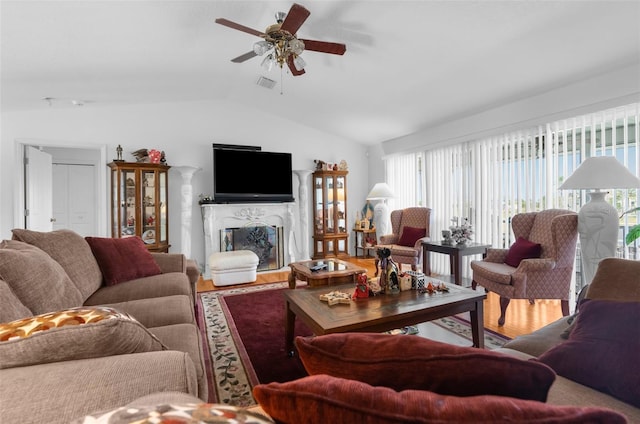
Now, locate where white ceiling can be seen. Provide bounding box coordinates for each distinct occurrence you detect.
[2,1,639,145]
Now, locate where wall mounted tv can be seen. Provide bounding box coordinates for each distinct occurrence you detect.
[212,144,294,203]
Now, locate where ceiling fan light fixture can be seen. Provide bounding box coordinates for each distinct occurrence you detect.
[253,40,272,56]
[293,55,306,71]
[289,38,305,55]
[261,54,275,71]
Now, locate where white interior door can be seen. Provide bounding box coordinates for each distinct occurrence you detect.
[25,146,53,231]
[52,164,96,236]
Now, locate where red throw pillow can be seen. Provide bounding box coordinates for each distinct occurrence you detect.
[537,299,640,408]
[253,374,626,424]
[397,226,426,247]
[504,237,542,267]
[85,236,161,286]
[295,333,555,401]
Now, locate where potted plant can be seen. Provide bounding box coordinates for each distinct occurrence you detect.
[620,207,640,245]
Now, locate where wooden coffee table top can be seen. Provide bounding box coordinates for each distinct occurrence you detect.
[283,281,486,337]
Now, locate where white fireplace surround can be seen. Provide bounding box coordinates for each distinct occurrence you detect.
[201,202,298,279]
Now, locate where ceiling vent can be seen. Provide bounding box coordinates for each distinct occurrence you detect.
[256,76,277,89]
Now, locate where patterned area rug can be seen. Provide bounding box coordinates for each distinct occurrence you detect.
[197,282,511,406]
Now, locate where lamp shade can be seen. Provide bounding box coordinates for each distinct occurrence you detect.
[559,156,640,190]
[366,183,394,200]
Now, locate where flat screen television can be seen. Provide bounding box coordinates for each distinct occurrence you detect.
[212,145,294,203]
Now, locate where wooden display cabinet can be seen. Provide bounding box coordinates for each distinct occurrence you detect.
[108,161,170,252]
[312,169,349,259]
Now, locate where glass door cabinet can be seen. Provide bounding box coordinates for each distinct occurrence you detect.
[312,169,348,258]
[108,161,170,252]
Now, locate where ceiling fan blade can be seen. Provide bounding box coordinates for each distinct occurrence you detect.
[231,51,258,63]
[215,18,265,37]
[300,39,346,55]
[287,56,305,76]
[280,3,310,35]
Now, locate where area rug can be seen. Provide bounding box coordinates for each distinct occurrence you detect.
[197,282,511,406]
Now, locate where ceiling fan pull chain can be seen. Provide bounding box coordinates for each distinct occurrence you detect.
[280,67,284,95]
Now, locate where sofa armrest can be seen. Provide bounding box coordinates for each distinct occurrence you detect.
[501,315,572,357]
[151,253,187,274]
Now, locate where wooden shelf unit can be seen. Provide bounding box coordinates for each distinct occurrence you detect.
[312,169,349,259]
[108,161,170,252]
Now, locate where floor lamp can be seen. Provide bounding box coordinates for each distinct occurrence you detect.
[366,183,394,243]
[559,156,640,285]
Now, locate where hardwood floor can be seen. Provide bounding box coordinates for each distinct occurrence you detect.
[196,257,564,340]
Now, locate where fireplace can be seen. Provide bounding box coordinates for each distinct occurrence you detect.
[222,225,284,271]
[201,202,297,279]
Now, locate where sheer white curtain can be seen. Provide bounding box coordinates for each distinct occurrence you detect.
[385,152,419,211]
[385,102,640,285]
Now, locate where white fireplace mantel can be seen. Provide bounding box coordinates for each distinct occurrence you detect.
[201,202,297,279]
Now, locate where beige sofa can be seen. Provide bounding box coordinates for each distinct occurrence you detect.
[0,229,206,424]
[495,257,640,422]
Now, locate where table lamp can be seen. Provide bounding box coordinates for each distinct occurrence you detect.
[559,156,640,285]
[366,182,394,243]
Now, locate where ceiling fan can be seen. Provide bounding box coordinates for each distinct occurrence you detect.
[215,3,346,76]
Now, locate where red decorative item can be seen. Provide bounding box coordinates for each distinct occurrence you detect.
[148,149,161,164]
[352,273,370,299]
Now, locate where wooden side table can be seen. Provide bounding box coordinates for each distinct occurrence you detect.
[352,228,377,258]
[422,241,491,286]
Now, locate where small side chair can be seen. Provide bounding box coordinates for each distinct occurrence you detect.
[377,207,431,272]
[470,209,578,326]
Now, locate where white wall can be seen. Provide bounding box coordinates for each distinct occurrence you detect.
[1,99,371,269]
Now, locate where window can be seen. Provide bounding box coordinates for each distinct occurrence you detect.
[385,103,639,289]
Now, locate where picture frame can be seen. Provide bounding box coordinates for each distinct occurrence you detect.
[360,219,369,230]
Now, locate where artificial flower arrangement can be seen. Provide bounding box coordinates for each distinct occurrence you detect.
[450,217,474,244]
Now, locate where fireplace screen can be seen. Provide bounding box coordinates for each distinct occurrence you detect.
[221,225,284,271]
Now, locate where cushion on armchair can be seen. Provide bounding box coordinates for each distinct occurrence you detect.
[504,237,542,267]
[85,236,162,286]
[253,374,626,424]
[397,226,426,247]
[537,299,640,408]
[295,333,555,401]
[0,306,166,369]
[0,240,84,314]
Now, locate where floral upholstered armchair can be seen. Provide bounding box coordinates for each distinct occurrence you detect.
[470,209,578,326]
[377,207,431,272]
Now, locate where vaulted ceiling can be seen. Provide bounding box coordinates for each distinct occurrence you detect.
[2,1,639,145]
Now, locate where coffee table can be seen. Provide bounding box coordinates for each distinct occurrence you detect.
[287,258,367,289]
[283,281,487,355]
